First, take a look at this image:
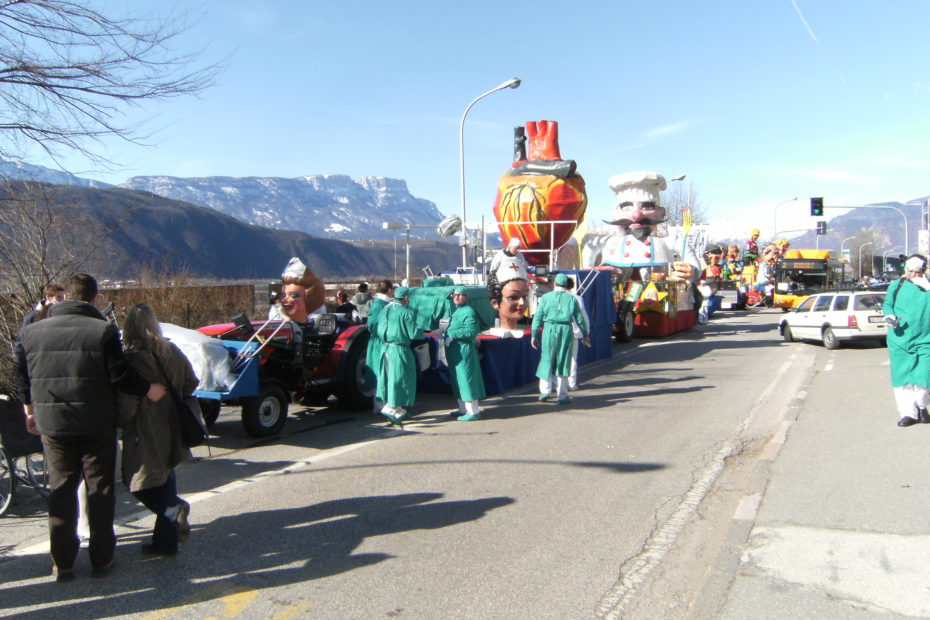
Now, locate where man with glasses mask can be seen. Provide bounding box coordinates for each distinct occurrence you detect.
[883,254,930,427]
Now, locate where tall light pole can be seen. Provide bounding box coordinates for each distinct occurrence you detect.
[459,77,521,269]
[883,248,901,272]
[772,196,798,238]
[383,221,445,284]
[859,241,874,279]
[839,235,856,261]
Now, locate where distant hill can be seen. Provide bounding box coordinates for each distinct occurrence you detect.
[120,173,445,241]
[0,182,460,280]
[788,198,927,255]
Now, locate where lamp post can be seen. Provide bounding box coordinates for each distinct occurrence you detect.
[383,221,444,284]
[839,235,855,262]
[772,197,798,238]
[859,242,874,279]
[459,77,521,269]
[883,248,901,273]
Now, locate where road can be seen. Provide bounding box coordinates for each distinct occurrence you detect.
[0,308,891,619]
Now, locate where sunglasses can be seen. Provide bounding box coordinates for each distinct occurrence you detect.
[285,291,302,299]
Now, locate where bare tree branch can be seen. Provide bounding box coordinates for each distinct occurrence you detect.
[0,0,221,166]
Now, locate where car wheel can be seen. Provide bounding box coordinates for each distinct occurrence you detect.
[241,384,289,437]
[823,327,839,350]
[782,324,794,342]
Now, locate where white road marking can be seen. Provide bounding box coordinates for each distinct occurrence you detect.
[8,435,394,559]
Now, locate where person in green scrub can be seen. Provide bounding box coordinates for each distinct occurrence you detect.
[445,286,486,421]
[376,286,418,425]
[365,280,394,414]
[531,273,590,405]
[883,254,930,427]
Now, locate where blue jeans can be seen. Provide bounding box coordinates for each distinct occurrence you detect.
[132,470,180,553]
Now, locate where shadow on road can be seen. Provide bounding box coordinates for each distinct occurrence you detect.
[0,492,515,619]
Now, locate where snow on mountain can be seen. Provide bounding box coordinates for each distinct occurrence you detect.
[0,160,111,188]
[119,173,445,241]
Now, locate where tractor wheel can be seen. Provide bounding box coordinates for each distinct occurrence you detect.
[241,384,289,437]
[199,399,221,428]
[336,332,376,410]
[615,309,635,343]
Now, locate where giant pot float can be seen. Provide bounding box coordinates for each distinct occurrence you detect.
[492,120,587,266]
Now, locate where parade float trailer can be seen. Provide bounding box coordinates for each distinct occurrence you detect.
[193,314,373,437]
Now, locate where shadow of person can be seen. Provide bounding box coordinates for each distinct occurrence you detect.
[0,493,515,619]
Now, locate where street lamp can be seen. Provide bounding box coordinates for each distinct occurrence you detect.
[839,236,856,261]
[859,242,874,279]
[383,221,454,284]
[459,77,521,269]
[883,248,902,273]
[772,197,798,238]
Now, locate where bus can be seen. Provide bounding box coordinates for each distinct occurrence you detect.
[773,249,849,310]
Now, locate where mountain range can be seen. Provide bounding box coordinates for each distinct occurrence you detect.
[1,158,925,279]
[120,174,445,241]
[0,181,460,281]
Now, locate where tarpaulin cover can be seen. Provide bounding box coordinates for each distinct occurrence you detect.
[406,285,497,332]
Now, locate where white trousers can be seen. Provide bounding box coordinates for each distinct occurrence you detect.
[539,376,569,400]
[568,338,580,390]
[893,384,930,419]
[456,398,480,415]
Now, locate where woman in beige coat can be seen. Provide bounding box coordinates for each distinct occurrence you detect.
[119,303,199,556]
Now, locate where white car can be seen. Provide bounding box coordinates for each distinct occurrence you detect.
[778,291,887,349]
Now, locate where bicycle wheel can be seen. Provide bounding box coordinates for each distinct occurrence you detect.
[25,452,49,498]
[0,448,14,516]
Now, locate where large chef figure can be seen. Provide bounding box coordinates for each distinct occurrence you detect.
[581,171,698,282]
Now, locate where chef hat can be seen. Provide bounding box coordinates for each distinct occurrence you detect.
[507,237,522,249]
[281,257,316,287]
[906,254,927,271]
[608,171,667,205]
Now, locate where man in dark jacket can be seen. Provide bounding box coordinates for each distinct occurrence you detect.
[16,273,166,582]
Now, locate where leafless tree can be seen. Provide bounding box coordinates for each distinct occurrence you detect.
[0,182,121,391]
[0,1,219,392]
[661,182,708,226]
[0,0,220,165]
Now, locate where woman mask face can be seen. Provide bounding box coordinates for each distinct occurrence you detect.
[280,283,308,320]
[493,279,530,329]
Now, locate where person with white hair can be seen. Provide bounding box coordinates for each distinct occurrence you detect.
[488,236,530,282]
[883,253,930,427]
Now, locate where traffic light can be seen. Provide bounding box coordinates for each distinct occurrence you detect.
[810,197,824,216]
[816,221,827,235]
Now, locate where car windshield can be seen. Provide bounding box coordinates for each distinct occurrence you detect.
[854,293,885,310]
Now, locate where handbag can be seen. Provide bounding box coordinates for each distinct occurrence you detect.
[152,352,208,448]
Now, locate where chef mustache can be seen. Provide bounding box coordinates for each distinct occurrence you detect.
[602,216,668,228]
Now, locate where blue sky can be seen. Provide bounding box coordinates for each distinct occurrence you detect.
[29,1,930,241]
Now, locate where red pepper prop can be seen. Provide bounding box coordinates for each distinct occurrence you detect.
[492,120,587,265]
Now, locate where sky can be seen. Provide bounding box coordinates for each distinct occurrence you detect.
[24,0,930,242]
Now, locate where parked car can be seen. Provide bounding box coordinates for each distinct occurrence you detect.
[778,291,887,349]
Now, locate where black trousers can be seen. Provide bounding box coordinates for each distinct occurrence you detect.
[132,469,180,553]
[42,430,117,570]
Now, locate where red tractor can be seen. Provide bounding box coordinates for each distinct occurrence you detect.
[194,313,374,437]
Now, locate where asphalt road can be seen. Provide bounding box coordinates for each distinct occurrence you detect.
[0,308,847,619]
